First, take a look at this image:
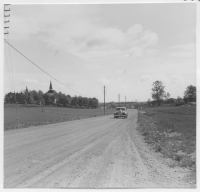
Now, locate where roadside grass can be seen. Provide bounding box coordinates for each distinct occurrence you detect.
[4,106,115,131]
[137,106,196,170]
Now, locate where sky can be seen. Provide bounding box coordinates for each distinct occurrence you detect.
[3,2,196,102]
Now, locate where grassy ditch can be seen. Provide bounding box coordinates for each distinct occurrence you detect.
[4,106,115,131]
[137,106,196,169]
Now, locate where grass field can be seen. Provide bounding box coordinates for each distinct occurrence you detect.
[137,106,196,170]
[4,106,115,130]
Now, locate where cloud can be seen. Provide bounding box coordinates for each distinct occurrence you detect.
[170,75,185,85]
[58,82,76,89]
[86,28,125,48]
[170,43,195,51]
[24,79,39,84]
[140,75,152,83]
[126,24,143,38]
[139,31,158,48]
[98,78,110,85]
[139,74,169,85]
[82,24,158,59]
[98,78,121,85]
[169,43,195,58]
[144,49,159,57]
[10,5,159,61]
[115,69,127,75]
[10,5,100,43]
[170,51,195,58]
[126,46,143,58]
[152,74,169,85]
[140,74,186,87]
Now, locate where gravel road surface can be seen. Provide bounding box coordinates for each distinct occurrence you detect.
[4,109,191,188]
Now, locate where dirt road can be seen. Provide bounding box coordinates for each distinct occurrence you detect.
[4,109,191,188]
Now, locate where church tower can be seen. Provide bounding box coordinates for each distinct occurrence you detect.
[49,81,52,90]
[47,81,57,95]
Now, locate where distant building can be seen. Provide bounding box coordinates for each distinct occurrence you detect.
[47,81,57,96]
[25,86,28,93]
[46,81,57,104]
[24,86,29,105]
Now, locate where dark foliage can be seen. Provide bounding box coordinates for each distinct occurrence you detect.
[4,89,99,108]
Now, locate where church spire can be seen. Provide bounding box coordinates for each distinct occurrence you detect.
[50,81,52,90]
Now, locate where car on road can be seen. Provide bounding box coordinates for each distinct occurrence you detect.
[114,107,128,118]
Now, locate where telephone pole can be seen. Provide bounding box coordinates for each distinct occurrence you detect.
[4,4,19,128]
[104,86,105,116]
[125,95,126,107]
[4,4,10,35]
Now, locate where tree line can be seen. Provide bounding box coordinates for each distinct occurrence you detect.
[4,89,99,108]
[148,81,196,106]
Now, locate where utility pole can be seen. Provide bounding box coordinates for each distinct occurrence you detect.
[118,94,120,106]
[104,85,105,116]
[4,4,10,35]
[13,92,19,128]
[41,98,44,112]
[4,4,19,128]
[125,95,126,107]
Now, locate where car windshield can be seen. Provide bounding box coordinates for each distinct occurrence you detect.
[116,108,125,111]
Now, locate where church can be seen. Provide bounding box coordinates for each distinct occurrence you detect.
[46,81,57,104]
[24,81,57,105]
[46,81,57,96]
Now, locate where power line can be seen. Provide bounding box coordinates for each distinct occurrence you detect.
[18,40,89,81]
[4,49,14,92]
[5,38,20,128]
[104,85,105,115]
[6,34,15,93]
[4,39,90,97]
[106,95,113,103]
[9,38,89,88]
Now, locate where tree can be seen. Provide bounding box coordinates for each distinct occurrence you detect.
[151,81,165,106]
[175,96,185,106]
[32,90,39,103]
[82,97,89,108]
[164,92,170,103]
[38,90,44,105]
[56,92,63,106]
[28,91,35,104]
[4,88,99,109]
[110,102,116,109]
[147,99,151,107]
[168,98,174,105]
[23,89,29,104]
[184,85,196,102]
[71,96,78,107]
[16,92,26,104]
[4,92,15,103]
[66,95,71,106]
[43,93,55,105]
[62,94,70,107]
[89,97,99,108]
[78,96,83,107]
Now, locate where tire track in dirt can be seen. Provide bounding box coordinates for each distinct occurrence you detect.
[4,110,191,188]
[30,118,126,188]
[5,116,126,188]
